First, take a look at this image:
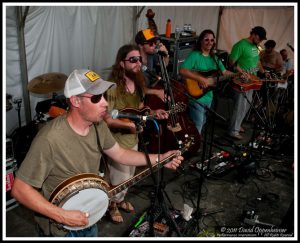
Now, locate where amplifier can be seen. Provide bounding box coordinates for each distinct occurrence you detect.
[159,34,198,80]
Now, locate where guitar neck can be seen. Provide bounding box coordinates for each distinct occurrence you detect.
[192,68,258,80]
[108,145,190,197]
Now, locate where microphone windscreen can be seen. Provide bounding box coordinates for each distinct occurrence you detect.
[111,109,119,119]
[141,65,148,72]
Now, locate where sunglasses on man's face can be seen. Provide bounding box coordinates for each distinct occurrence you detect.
[144,41,156,46]
[78,94,104,104]
[123,56,143,64]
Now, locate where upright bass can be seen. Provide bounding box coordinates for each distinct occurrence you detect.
[143,9,201,158]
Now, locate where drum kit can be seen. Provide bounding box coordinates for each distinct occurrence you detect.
[27,72,69,121]
[7,72,69,168]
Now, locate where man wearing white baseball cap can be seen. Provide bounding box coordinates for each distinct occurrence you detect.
[12,69,184,237]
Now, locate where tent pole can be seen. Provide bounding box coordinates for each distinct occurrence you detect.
[133,6,145,42]
[215,6,224,49]
[16,6,32,124]
[133,6,138,42]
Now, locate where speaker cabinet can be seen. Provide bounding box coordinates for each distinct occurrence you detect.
[159,34,229,80]
[159,34,198,80]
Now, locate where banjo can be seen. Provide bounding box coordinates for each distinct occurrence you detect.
[49,137,193,231]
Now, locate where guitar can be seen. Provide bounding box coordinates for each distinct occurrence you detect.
[49,137,193,231]
[184,70,243,99]
[230,74,285,92]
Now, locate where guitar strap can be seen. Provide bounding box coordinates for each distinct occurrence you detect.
[94,123,110,176]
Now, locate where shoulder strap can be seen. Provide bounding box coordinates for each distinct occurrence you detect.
[94,123,110,175]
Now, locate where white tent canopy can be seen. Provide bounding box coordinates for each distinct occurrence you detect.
[4,3,296,135]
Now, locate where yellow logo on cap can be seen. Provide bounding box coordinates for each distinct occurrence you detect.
[143,29,155,41]
[85,71,100,82]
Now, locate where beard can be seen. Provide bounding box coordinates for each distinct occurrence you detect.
[124,68,145,84]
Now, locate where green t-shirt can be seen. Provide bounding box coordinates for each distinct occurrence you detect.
[106,87,143,149]
[229,38,259,72]
[181,50,226,103]
[16,114,116,236]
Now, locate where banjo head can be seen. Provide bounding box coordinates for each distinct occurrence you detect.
[62,188,109,231]
[50,173,110,231]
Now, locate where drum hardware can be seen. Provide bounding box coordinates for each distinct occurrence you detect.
[6,93,13,111]
[27,72,68,94]
[13,97,23,128]
[35,93,68,120]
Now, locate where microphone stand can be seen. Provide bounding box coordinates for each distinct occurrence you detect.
[139,53,183,236]
[136,119,158,236]
[175,53,227,235]
[183,92,226,236]
[238,89,270,178]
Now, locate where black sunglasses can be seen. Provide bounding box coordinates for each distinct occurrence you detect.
[123,56,142,64]
[78,94,104,104]
[144,41,156,46]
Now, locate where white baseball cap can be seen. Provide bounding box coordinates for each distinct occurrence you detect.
[64,69,116,98]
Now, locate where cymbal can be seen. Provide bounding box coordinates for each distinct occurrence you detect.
[28,72,68,94]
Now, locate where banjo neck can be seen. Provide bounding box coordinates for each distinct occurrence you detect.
[107,138,192,198]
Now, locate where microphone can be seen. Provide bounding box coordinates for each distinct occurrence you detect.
[141,65,161,81]
[111,109,154,122]
[154,48,169,57]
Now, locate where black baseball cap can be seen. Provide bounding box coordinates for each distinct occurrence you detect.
[251,26,267,40]
[135,29,158,45]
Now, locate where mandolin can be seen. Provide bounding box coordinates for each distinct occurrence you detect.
[111,103,186,133]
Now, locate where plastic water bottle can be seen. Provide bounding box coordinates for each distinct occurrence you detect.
[175,26,181,40]
[165,19,171,38]
[183,24,188,32]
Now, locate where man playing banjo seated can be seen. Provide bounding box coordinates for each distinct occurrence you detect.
[11,69,183,237]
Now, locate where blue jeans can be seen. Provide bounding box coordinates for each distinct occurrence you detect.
[189,100,212,135]
[37,224,98,237]
[65,224,98,237]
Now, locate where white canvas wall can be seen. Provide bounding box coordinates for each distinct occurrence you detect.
[4,3,296,135]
